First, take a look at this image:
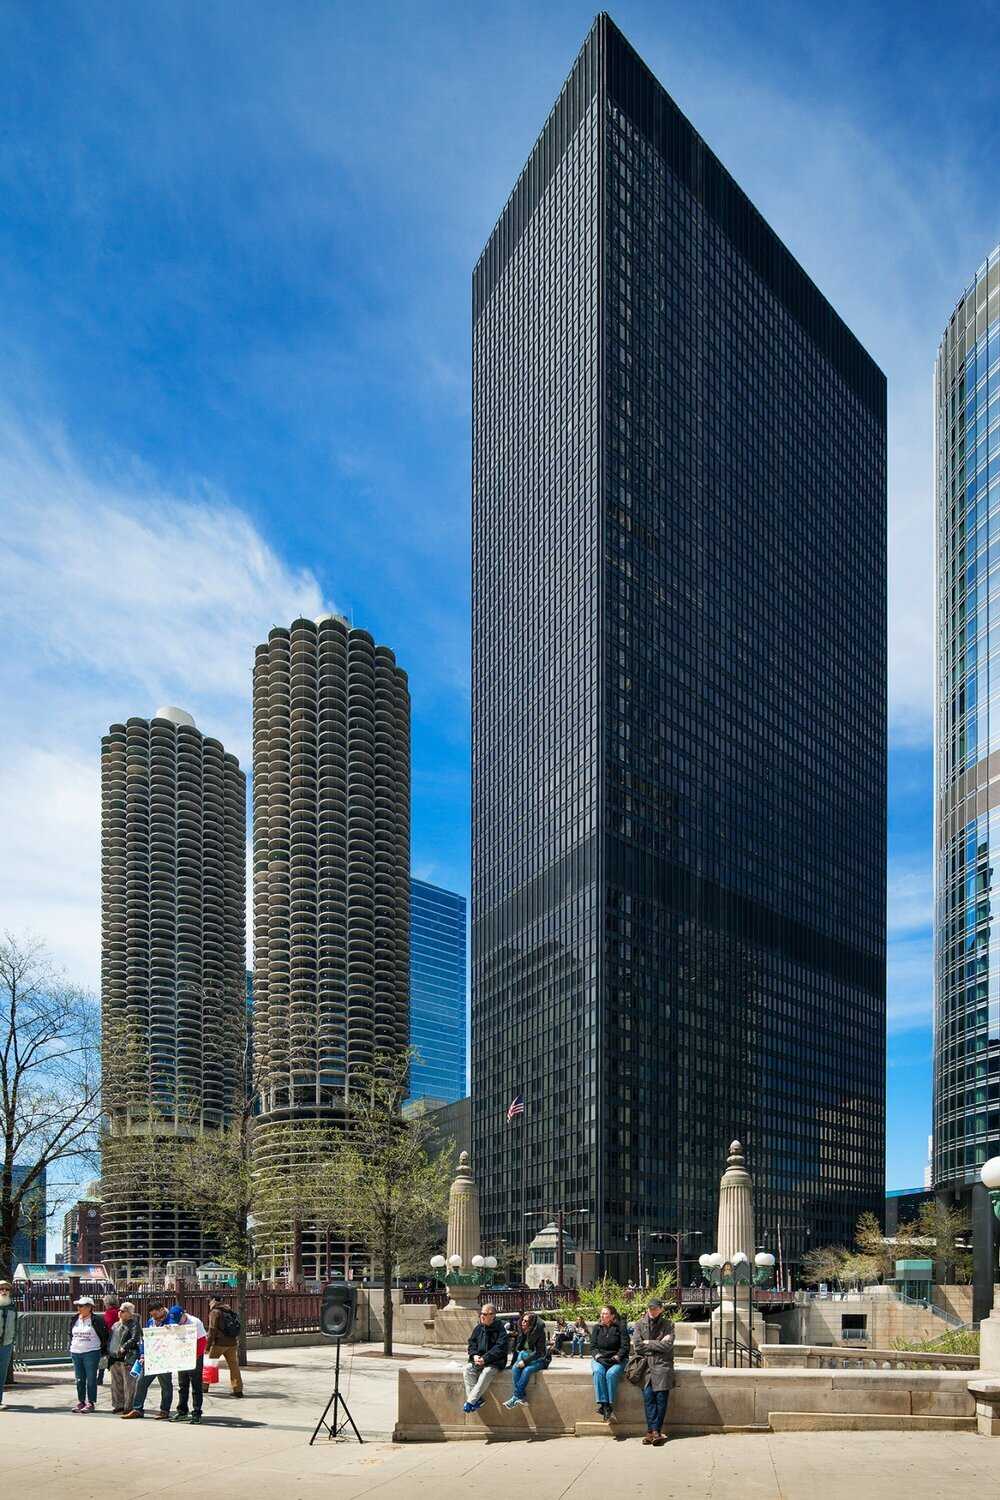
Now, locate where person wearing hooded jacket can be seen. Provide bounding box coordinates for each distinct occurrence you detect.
[169,1303,208,1423]
[502,1311,550,1408]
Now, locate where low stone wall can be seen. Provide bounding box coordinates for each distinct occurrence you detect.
[759,1345,977,1372]
[394,1362,978,1440]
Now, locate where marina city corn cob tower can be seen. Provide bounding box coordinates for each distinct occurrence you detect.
[471,14,887,1279]
[100,707,247,1275]
[252,615,411,1278]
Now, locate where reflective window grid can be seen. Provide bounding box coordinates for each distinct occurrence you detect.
[408,878,468,1107]
[471,17,887,1278]
[934,244,1000,1189]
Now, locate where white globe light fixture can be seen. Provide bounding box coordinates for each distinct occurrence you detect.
[471,1254,485,1268]
[698,1253,712,1270]
[732,1251,749,1266]
[430,1254,446,1270]
[754,1252,776,1269]
[448,1253,463,1269]
[981,1156,1000,1192]
[484,1256,498,1270]
[708,1252,723,1269]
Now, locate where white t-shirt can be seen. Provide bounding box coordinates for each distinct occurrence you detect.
[70,1317,101,1354]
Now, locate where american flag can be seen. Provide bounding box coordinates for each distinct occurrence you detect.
[506,1094,524,1122]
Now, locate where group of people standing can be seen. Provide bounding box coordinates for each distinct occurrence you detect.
[462,1299,676,1445]
[0,1282,244,1421]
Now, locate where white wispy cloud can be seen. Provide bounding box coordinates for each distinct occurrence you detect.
[0,409,327,987]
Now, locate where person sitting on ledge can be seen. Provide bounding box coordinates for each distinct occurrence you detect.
[633,1296,675,1446]
[503,1311,550,1408]
[589,1303,629,1422]
[462,1304,509,1413]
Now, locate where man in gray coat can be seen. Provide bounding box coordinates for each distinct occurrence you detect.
[633,1296,675,1445]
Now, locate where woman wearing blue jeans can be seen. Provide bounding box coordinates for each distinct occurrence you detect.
[589,1304,629,1421]
[67,1297,109,1412]
[503,1311,550,1408]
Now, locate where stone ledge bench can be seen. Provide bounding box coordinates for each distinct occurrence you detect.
[394,1362,978,1441]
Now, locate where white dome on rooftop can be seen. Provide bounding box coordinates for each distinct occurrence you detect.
[154,706,196,728]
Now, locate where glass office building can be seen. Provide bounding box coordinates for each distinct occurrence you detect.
[11,1164,46,1268]
[409,879,467,1107]
[933,245,1000,1191]
[472,15,886,1279]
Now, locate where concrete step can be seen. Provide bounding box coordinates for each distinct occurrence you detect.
[769,1412,977,1433]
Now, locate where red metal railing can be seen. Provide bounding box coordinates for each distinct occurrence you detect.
[8,1282,325,1336]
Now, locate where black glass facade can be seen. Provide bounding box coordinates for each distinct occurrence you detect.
[472,14,886,1279]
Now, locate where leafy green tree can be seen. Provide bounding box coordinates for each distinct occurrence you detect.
[801,1244,850,1287]
[316,1051,451,1355]
[853,1211,895,1280]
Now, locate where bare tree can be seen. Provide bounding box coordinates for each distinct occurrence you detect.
[0,934,101,1278]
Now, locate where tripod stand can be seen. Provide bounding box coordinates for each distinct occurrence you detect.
[309,1338,363,1444]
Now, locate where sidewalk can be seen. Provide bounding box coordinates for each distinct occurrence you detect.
[1,1343,997,1499]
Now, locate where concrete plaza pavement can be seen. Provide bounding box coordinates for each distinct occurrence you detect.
[1,1342,998,1499]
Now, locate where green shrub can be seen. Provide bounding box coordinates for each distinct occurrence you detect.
[890,1328,978,1356]
[559,1270,682,1324]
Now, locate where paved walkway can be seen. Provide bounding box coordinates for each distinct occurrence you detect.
[1,1343,997,1498]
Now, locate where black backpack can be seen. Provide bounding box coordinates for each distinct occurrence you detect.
[217,1307,241,1339]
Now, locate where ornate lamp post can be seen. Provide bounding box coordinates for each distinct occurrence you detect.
[753,1250,776,1288]
[699,1250,757,1367]
[974,1157,1000,1327]
[982,1157,1000,1217]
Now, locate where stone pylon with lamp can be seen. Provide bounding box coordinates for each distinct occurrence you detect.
[447,1151,481,1270]
[431,1150,497,1344]
[709,1140,766,1356]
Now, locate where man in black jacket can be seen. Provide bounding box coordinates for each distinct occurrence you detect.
[462,1304,508,1412]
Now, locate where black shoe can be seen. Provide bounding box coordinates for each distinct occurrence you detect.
[172,1412,190,1422]
[190,1414,202,1424]
[231,1390,244,1398]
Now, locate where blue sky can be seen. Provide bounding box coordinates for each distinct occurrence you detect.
[2,1,998,1230]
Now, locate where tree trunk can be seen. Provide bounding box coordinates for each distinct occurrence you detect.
[236,1268,248,1368]
[382,1250,393,1357]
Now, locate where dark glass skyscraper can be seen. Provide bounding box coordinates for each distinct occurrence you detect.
[472,14,886,1280]
[408,879,467,1108]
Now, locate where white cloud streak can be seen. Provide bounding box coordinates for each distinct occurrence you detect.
[0,410,327,987]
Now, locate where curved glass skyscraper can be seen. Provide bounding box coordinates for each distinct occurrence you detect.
[934,245,1000,1191]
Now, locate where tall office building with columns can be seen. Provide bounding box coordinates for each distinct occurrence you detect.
[100,706,246,1276]
[251,614,411,1278]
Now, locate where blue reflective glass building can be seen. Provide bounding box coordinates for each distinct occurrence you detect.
[934,245,1000,1191]
[409,880,467,1107]
[11,1164,46,1267]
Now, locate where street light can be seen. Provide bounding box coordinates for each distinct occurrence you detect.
[645,1228,703,1301]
